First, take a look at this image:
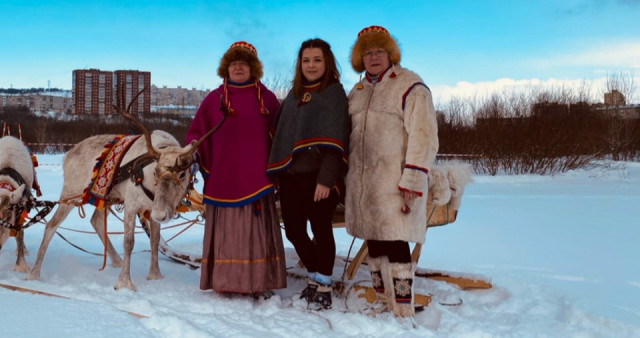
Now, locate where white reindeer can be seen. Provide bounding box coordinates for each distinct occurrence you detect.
[26,95,221,290]
[0,135,34,273]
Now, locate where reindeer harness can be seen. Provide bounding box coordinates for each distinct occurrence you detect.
[0,167,55,232]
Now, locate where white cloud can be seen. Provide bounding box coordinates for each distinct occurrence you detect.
[533,40,640,69]
[431,74,640,105]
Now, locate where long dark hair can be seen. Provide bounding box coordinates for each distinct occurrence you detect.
[292,38,340,98]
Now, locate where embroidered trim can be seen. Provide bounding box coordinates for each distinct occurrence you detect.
[202,184,273,207]
[222,79,269,116]
[226,81,254,89]
[405,164,428,174]
[266,137,346,174]
[80,135,141,209]
[398,186,423,197]
[371,270,384,293]
[365,67,390,84]
[213,255,285,264]
[393,277,413,304]
[401,82,430,111]
[303,82,321,90]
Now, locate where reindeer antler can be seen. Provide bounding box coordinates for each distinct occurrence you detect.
[170,94,234,172]
[169,114,228,172]
[114,86,159,159]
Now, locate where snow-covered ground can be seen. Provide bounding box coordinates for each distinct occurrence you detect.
[1,154,638,337]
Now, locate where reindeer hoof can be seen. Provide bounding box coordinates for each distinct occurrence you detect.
[14,263,29,273]
[114,279,137,291]
[26,271,40,281]
[147,272,163,281]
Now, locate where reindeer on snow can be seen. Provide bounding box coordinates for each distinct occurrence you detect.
[26,91,222,290]
[0,135,36,273]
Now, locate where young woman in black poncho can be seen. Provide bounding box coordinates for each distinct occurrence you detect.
[267,38,349,310]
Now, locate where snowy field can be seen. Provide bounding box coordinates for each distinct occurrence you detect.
[0,154,639,337]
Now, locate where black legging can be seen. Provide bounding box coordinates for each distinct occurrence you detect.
[368,240,411,263]
[279,171,338,276]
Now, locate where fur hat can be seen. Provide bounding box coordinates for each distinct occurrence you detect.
[350,25,401,73]
[217,41,263,80]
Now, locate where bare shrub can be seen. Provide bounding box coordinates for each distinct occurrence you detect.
[1,107,192,154]
[437,85,618,175]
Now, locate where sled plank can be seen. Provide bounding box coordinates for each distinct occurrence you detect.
[0,282,68,299]
[353,285,431,307]
[415,271,492,289]
[0,282,148,318]
[346,241,368,280]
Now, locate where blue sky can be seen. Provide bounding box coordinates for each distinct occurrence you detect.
[2,0,639,102]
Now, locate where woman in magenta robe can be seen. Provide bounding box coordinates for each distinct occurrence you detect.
[186,41,286,296]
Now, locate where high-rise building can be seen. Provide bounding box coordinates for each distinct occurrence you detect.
[72,69,113,115]
[114,70,151,114]
[72,68,151,115]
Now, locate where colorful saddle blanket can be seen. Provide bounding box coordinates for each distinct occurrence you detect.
[80,134,141,209]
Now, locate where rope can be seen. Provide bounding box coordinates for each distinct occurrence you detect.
[98,208,108,271]
[165,218,198,243]
[54,230,150,257]
[109,206,125,222]
[426,204,437,224]
[176,212,204,224]
[54,231,104,256]
[56,226,144,235]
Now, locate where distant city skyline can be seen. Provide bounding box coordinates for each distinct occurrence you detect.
[2,0,639,103]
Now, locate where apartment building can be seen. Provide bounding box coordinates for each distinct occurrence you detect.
[151,85,209,106]
[151,85,209,115]
[72,69,114,115]
[72,69,150,115]
[114,70,151,114]
[0,91,72,113]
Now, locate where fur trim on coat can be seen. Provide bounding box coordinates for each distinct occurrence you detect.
[345,65,438,244]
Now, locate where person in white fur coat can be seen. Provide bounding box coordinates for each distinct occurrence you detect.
[345,25,439,318]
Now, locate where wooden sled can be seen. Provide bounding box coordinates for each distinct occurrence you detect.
[338,189,492,296]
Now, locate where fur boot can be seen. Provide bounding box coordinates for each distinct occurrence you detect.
[367,256,392,313]
[389,262,416,317]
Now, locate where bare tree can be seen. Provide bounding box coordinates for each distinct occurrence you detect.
[605,70,636,104]
[262,74,291,102]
